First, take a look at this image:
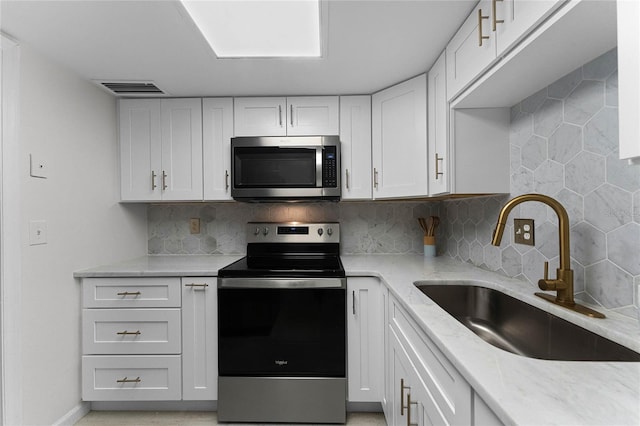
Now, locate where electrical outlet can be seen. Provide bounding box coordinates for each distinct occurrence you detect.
[189,218,201,234]
[514,218,534,246]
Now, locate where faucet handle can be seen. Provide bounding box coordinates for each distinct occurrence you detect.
[543,261,549,280]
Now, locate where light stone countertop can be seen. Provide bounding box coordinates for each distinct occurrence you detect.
[74,254,640,425]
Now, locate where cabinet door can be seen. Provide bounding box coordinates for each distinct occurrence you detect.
[287,96,339,136]
[234,97,287,136]
[203,98,234,201]
[473,392,504,425]
[372,74,428,199]
[495,0,564,56]
[119,99,162,201]
[160,98,203,201]
[446,0,496,100]
[618,0,640,161]
[347,277,384,403]
[339,96,372,200]
[181,277,217,400]
[427,51,449,196]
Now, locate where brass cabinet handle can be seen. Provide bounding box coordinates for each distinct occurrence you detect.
[162,170,168,190]
[116,376,141,383]
[117,291,141,297]
[290,104,294,127]
[406,393,418,426]
[492,0,504,31]
[225,170,230,190]
[116,330,141,336]
[373,168,379,189]
[151,171,157,190]
[345,169,350,190]
[400,378,411,415]
[185,283,209,288]
[478,8,490,46]
[435,153,444,180]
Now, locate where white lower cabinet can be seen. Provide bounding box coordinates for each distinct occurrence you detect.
[81,276,217,402]
[385,294,504,426]
[347,277,385,403]
[181,277,217,400]
[82,355,181,401]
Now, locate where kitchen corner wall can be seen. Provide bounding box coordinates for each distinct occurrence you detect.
[148,201,442,255]
[441,48,640,318]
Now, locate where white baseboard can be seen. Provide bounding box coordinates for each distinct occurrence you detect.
[53,402,90,426]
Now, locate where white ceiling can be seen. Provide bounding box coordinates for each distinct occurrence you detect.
[1,0,477,97]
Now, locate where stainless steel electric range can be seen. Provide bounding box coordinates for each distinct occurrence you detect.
[217,222,346,424]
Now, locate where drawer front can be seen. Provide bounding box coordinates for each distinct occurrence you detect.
[83,309,181,354]
[82,355,181,401]
[389,295,471,424]
[82,277,181,308]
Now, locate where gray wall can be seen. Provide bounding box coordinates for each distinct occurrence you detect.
[147,49,638,317]
[441,49,640,317]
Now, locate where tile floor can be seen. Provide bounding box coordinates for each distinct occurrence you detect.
[75,411,386,425]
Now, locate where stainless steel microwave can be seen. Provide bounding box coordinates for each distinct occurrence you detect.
[231,136,341,202]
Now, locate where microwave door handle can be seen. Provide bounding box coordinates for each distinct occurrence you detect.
[316,147,323,187]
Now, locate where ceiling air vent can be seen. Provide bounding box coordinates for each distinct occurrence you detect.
[96,81,167,96]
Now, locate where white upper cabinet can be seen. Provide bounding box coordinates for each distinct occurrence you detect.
[427,51,449,196]
[446,0,496,101]
[447,0,563,101]
[234,96,339,136]
[618,0,640,161]
[372,75,428,199]
[494,0,564,56]
[120,98,203,202]
[287,96,339,136]
[233,97,287,136]
[339,96,372,200]
[202,98,234,201]
[120,99,162,201]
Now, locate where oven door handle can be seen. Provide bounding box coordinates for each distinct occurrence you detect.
[218,278,346,289]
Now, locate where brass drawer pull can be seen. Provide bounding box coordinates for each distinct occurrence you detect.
[492,0,504,31]
[406,393,418,426]
[435,153,444,180]
[478,8,490,46]
[185,283,209,288]
[400,378,411,415]
[116,376,141,384]
[116,291,141,297]
[116,330,141,336]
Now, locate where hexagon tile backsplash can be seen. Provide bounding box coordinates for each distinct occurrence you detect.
[147,49,638,319]
[441,48,640,318]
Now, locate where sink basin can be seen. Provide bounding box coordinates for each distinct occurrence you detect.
[415,282,640,361]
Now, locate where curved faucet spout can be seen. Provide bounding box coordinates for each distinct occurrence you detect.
[491,193,604,318]
[491,193,570,270]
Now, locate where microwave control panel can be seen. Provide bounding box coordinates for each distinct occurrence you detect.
[322,147,338,188]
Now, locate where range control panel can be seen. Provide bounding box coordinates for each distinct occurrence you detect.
[247,222,340,244]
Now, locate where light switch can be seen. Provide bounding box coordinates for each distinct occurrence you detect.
[29,220,48,245]
[30,154,48,178]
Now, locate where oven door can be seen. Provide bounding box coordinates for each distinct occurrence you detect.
[217,278,346,378]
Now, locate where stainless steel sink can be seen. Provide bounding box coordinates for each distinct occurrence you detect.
[415,282,640,361]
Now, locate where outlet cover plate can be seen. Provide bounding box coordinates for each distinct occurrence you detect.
[514,218,534,246]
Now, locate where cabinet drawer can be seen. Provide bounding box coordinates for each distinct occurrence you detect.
[83,277,181,308]
[83,309,181,355]
[389,296,471,424]
[82,355,181,401]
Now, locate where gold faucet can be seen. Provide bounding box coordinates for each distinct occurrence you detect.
[492,193,605,318]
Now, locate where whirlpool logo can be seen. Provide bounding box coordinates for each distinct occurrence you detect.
[275,360,288,366]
